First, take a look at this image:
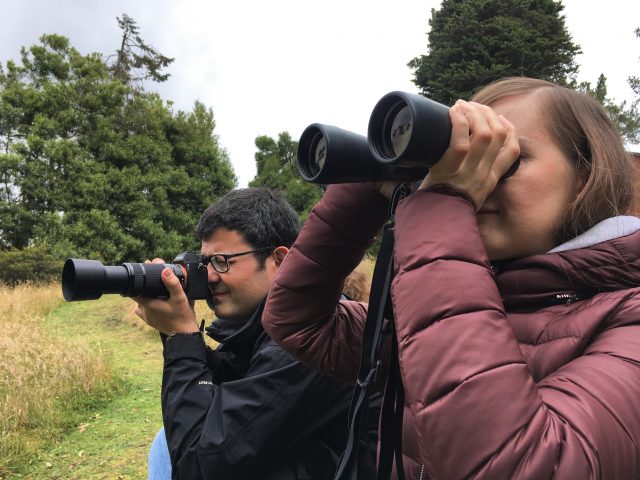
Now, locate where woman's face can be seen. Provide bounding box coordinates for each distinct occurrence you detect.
[477,93,583,260]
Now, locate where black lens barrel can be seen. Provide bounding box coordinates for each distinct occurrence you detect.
[62,258,184,302]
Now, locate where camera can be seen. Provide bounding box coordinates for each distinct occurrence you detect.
[297,91,519,184]
[61,252,210,302]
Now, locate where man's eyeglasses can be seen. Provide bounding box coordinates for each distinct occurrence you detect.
[202,247,274,273]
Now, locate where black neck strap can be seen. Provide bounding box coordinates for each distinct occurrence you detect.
[334,184,410,480]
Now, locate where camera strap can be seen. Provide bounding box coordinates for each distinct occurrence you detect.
[334,183,409,480]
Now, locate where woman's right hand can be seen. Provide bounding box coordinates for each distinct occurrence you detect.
[419,100,520,210]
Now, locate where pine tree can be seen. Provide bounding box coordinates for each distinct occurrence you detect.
[409,0,581,105]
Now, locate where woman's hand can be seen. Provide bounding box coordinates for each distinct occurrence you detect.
[419,100,520,210]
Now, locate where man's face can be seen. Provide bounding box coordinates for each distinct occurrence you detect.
[201,228,275,321]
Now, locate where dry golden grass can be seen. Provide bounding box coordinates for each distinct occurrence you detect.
[0,283,114,473]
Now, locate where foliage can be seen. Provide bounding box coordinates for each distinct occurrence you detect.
[108,13,174,88]
[0,246,63,284]
[409,0,581,105]
[572,27,640,144]
[629,28,640,101]
[0,29,236,263]
[249,132,323,220]
[576,73,640,144]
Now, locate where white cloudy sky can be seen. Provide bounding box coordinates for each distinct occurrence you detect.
[1,0,639,186]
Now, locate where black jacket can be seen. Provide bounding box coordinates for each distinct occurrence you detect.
[160,301,356,480]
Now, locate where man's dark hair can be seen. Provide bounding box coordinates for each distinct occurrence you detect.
[196,188,301,267]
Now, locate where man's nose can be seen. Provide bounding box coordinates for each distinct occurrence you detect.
[207,265,222,283]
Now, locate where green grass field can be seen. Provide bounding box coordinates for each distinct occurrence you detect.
[4,294,165,480]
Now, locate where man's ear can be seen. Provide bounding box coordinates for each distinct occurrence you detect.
[273,246,289,267]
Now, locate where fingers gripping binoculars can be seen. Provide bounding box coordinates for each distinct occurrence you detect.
[296,91,519,184]
[61,252,210,302]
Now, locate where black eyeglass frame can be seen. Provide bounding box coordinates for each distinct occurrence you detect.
[202,247,275,273]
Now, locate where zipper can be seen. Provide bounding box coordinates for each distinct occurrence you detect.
[553,292,583,305]
[418,464,425,480]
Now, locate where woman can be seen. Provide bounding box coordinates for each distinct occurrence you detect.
[262,77,640,479]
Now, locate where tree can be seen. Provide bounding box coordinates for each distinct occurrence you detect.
[629,28,640,101]
[108,13,174,88]
[574,28,640,144]
[0,32,236,264]
[249,132,323,219]
[576,74,640,144]
[409,0,581,105]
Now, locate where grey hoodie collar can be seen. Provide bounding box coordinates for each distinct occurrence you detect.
[549,216,640,253]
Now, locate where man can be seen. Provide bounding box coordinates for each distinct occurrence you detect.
[135,188,359,480]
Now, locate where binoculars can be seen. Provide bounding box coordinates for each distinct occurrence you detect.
[61,252,210,302]
[296,91,519,184]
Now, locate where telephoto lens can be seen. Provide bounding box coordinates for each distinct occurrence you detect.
[61,259,184,301]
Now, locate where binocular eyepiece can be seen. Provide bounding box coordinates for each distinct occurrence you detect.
[61,252,211,302]
[297,91,519,184]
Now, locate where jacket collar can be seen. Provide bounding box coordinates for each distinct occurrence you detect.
[205,299,266,350]
[496,221,640,311]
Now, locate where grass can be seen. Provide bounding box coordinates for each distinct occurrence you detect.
[20,297,164,479]
[0,285,193,480]
[0,283,111,477]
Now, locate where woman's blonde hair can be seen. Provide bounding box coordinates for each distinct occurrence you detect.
[472,77,639,242]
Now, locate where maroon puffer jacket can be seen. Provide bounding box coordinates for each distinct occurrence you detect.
[263,183,640,479]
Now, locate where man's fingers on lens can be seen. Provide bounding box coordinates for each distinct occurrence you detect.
[162,268,188,301]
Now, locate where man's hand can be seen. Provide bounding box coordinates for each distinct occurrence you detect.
[132,259,200,335]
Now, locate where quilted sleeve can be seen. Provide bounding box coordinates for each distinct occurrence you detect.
[263,183,389,382]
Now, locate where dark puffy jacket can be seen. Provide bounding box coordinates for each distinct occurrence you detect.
[160,301,359,480]
[263,183,640,479]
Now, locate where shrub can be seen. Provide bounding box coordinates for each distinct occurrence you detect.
[0,247,65,285]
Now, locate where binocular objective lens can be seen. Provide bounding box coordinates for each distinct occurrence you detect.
[390,105,412,157]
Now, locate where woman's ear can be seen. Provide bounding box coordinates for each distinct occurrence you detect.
[273,246,290,267]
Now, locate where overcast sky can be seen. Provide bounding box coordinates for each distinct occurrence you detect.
[1,0,639,186]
